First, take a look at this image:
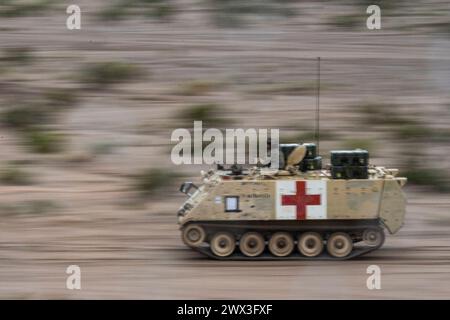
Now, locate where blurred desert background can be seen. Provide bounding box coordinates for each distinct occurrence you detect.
[0,0,450,299]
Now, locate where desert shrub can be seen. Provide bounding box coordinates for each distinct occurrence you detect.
[80,61,142,88]
[97,1,130,20]
[98,0,173,21]
[0,0,54,17]
[393,124,433,140]
[0,47,33,64]
[1,105,51,130]
[0,166,32,185]
[211,0,295,28]
[403,166,450,193]
[133,168,178,196]
[330,14,361,29]
[24,130,65,153]
[44,88,78,107]
[24,200,58,214]
[0,200,58,215]
[180,103,228,127]
[360,103,420,127]
[148,2,172,19]
[430,129,450,143]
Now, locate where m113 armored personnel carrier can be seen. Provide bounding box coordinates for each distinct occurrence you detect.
[177,143,407,260]
[177,58,408,260]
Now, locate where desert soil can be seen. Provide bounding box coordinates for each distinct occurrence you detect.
[0,1,449,299]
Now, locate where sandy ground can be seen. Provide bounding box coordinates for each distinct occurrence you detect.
[0,188,450,299]
[0,1,450,299]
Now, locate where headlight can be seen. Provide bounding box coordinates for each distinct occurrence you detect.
[177,203,193,217]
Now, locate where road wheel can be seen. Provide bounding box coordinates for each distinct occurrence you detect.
[182,224,206,247]
[363,228,385,247]
[239,232,265,257]
[298,232,323,257]
[268,232,294,257]
[327,232,353,258]
[210,232,235,257]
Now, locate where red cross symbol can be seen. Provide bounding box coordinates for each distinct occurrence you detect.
[281,181,321,220]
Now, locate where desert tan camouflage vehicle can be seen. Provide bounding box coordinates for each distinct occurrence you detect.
[177,143,407,260]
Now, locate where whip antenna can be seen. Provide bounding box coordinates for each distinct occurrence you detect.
[315,57,321,154]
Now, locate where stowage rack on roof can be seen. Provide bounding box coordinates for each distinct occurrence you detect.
[330,149,369,179]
